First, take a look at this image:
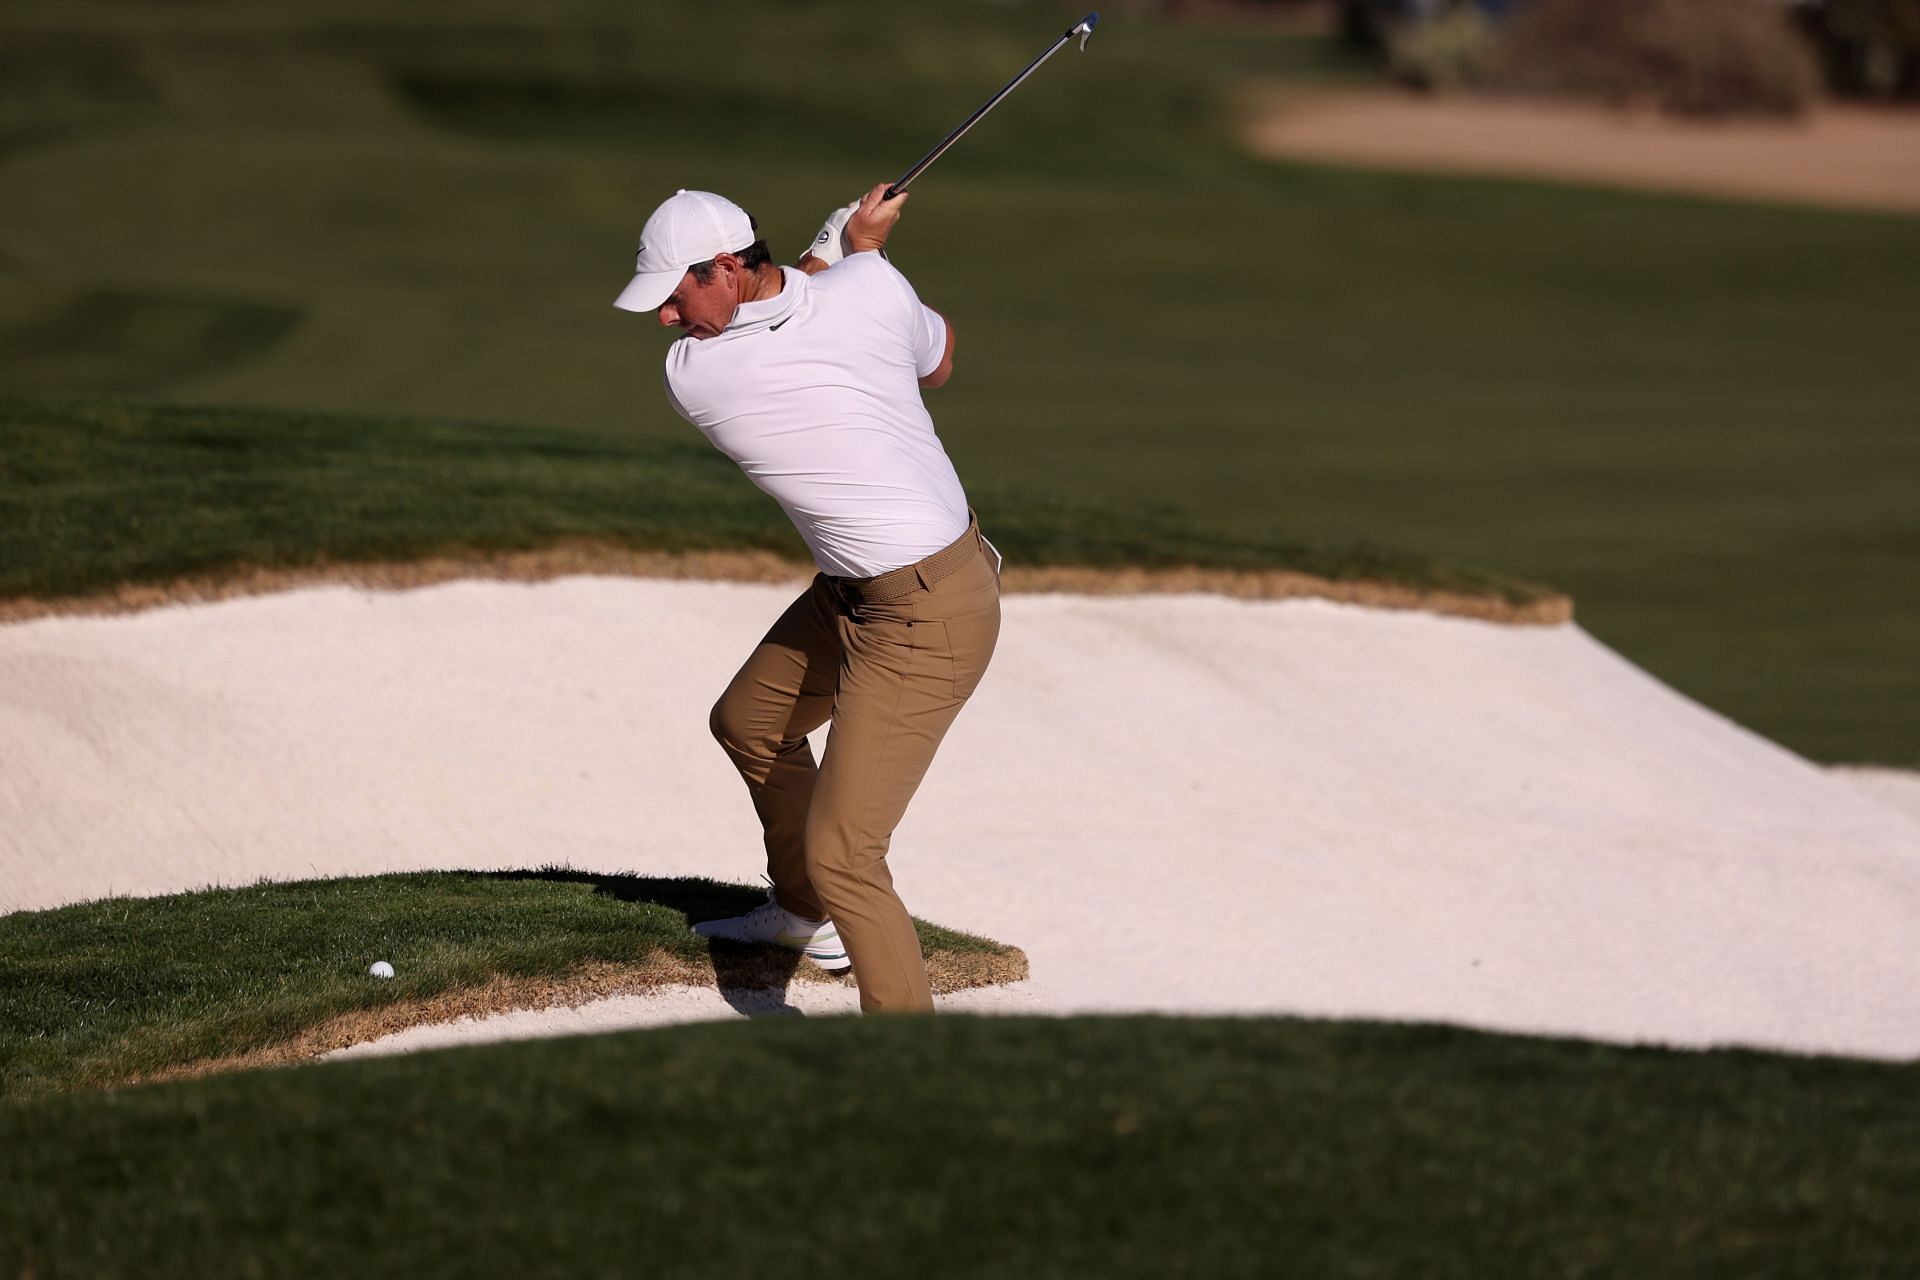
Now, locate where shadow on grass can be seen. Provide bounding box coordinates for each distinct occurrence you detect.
[480,868,811,1016]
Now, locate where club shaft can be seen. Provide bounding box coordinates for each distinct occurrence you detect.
[885,19,1090,198]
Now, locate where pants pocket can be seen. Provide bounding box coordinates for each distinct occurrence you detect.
[937,602,1001,700]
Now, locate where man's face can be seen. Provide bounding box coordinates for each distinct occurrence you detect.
[657,261,737,340]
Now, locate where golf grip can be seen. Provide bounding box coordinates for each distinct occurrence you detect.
[885,13,1097,200]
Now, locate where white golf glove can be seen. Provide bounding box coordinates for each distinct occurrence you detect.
[805,200,860,267]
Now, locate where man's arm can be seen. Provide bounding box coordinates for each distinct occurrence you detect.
[920,309,956,390]
[797,183,956,385]
[847,186,956,387]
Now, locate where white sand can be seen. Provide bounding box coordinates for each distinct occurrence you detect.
[1832,765,1920,827]
[325,980,1052,1062]
[4,579,1918,1060]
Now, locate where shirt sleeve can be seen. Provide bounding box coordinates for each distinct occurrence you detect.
[910,300,947,380]
[662,350,696,425]
[871,256,946,379]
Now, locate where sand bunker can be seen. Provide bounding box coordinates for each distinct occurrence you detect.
[1831,765,1920,828]
[1245,88,1920,214]
[4,578,1918,1059]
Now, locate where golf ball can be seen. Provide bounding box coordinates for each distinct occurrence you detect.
[368,960,395,979]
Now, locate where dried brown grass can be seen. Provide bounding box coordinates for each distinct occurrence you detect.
[135,942,1029,1086]
[1002,563,1570,625]
[0,543,1571,627]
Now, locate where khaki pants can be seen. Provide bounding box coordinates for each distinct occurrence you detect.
[708,520,1001,1013]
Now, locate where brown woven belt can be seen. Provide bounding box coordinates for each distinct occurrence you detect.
[828,515,983,606]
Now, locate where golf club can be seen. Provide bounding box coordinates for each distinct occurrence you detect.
[884,12,1099,199]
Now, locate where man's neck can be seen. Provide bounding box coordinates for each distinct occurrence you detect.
[738,264,785,307]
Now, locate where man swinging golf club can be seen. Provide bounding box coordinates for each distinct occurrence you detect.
[612,183,1000,1014]
[612,14,1097,1011]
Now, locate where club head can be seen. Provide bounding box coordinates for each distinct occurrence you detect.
[1073,12,1098,52]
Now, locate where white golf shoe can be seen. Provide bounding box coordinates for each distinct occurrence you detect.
[693,892,852,973]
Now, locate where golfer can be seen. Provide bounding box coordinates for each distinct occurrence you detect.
[613,184,1000,1014]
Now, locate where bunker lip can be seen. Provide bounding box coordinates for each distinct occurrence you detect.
[0,545,1571,628]
[124,947,1029,1090]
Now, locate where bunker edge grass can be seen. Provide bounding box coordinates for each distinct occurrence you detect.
[0,869,1026,1100]
[0,396,1559,613]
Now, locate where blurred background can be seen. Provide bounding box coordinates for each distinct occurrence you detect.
[2,0,1916,765]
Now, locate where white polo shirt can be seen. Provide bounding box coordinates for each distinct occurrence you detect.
[662,254,970,578]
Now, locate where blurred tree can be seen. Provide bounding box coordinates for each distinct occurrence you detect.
[1349,0,1920,102]
[1491,0,1824,116]
[1801,0,1920,98]
[1348,0,1826,116]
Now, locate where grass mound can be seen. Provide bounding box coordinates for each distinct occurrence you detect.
[0,869,1026,1099]
[0,395,1559,612]
[4,1014,1916,1277]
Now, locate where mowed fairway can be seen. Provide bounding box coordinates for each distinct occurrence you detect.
[6,1016,1919,1279]
[2,0,1917,763]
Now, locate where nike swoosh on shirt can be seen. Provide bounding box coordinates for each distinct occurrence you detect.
[770,318,791,331]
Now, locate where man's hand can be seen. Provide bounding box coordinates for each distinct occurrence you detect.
[845,182,908,255]
[797,200,859,273]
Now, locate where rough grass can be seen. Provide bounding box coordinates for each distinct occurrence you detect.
[0,396,1557,610]
[3,1014,1917,1278]
[0,870,1025,1100]
[0,288,300,394]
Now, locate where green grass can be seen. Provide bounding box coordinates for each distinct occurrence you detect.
[0,28,162,157]
[4,1014,1917,1277]
[0,287,299,394]
[2,0,1917,760]
[0,395,1549,604]
[0,869,1020,1100]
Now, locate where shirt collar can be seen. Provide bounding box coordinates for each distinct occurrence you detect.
[725,266,807,335]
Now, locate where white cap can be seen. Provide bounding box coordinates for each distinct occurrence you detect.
[613,189,756,313]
